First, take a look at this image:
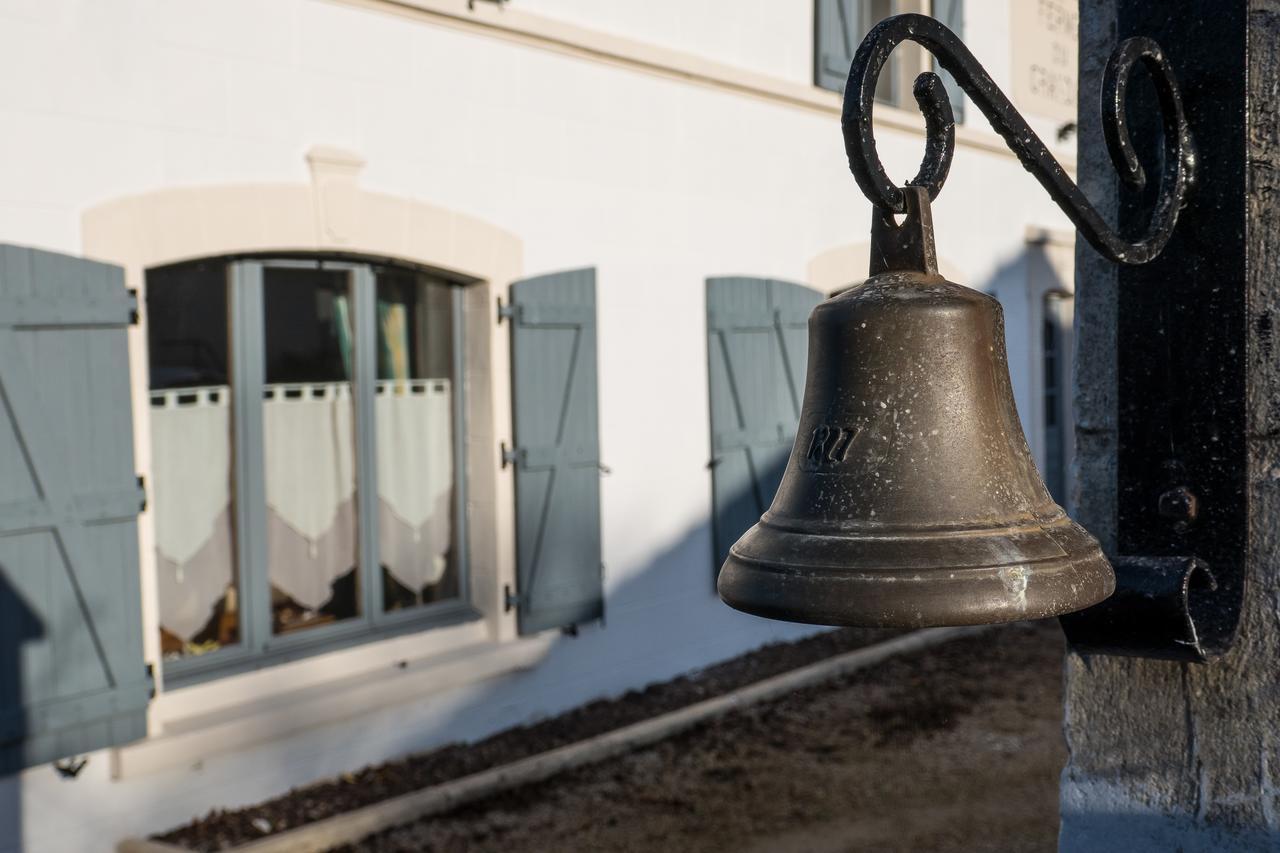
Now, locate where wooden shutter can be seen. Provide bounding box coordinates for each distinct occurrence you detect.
[932,0,966,121]
[815,0,859,93]
[706,277,822,575]
[506,269,603,635]
[0,246,148,774]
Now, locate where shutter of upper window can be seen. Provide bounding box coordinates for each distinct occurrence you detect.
[0,246,149,774]
[506,268,603,635]
[815,0,860,93]
[932,0,965,121]
[706,278,822,575]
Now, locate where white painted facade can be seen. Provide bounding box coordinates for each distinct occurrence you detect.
[0,1,1079,850]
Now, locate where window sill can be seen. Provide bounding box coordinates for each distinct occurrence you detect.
[161,602,481,690]
[112,631,555,779]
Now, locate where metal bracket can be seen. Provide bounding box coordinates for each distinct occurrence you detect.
[1056,0,1246,662]
[842,14,1238,659]
[843,14,1192,265]
[1061,556,1227,661]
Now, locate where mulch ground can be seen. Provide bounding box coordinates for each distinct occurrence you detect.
[156,625,898,850]
[341,620,1066,853]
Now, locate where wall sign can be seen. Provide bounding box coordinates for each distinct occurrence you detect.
[1011,0,1079,124]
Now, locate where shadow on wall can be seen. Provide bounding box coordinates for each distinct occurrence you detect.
[134,474,822,844]
[0,572,44,853]
[349,493,818,773]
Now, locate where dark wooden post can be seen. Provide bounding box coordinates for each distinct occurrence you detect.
[1062,1,1280,849]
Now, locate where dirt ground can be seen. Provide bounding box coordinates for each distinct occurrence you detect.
[341,621,1066,853]
[159,625,897,850]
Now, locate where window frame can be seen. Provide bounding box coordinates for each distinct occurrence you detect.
[154,254,478,687]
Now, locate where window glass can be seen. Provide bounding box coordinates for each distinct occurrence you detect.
[147,261,238,660]
[815,0,899,102]
[262,267,361,634]
[374,268,461,611]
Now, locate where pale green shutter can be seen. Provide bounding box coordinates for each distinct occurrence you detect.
[506,269,603,634]
[706,277,822,574]
[0,246,149,774]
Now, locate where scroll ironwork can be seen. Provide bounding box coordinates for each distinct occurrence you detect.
[843,14,1194,265]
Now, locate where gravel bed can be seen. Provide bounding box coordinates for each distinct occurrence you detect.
[341,620,1065,853]
[156,625,897,850]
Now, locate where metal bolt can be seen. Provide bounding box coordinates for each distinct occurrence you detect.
[1158,486,1199,525]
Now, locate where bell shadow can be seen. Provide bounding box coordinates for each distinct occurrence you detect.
[0,571,45,853]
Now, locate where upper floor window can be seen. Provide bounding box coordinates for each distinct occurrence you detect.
[815,0,900,101]
[814,0,965,122]
[147,256,469,682]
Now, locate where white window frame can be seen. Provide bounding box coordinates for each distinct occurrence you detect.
[148,254,476,686]
[81,158,529,772]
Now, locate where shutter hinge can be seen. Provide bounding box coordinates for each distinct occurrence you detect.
[127,288,140,325]
[53,756,89,779]
[501,442,521,469]
[504,584,525,612]
[145,662,156,699]
[137,475,147,513]
[496,297,516,324]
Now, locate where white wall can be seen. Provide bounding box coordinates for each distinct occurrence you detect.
[516,0,814,83]
[0,1,1076,850]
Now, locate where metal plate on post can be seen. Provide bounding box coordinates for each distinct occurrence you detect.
[1060,2,1248,661]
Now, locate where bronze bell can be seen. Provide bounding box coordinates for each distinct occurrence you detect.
[717,187,1114,628]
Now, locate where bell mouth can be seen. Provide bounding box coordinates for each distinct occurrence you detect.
[717,515,1114,628]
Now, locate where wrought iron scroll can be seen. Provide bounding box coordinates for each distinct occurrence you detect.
[843,14,1194,265]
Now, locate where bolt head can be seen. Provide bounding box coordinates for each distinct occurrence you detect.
[1158,486,1199,524]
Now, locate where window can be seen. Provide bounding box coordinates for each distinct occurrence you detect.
[815,0,900,100]
[148,257,470,681]
[814,1,966,123]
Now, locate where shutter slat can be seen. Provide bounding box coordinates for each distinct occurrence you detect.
[508,268,603,634]
[0,293,135,327]
[706,277,822,576]
[0,245,147,774]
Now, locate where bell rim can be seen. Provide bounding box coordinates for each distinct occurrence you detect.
[756,507,1074,537]
[717,520,1115,628]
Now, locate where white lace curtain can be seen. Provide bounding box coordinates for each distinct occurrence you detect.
[153,380,454,642]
